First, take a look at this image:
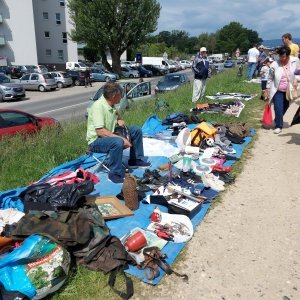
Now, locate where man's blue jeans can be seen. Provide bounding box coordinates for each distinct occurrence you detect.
[273,91,289,129]
[246,62,257,81]
[89,126,145,176]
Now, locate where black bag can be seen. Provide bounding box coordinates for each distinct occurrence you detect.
[20,181,94,212]
[114,125,131,142]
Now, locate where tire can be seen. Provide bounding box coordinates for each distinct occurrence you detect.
[129,74,134,78]
[105,76,111,82]
[57,82,63,89]
[0,94,3,102]
[38,85,46,92]
[74,79,81,86]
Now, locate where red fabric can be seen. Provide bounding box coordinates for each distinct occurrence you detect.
[262,104,272,126]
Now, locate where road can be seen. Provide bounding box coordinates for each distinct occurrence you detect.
[0,69,194,121]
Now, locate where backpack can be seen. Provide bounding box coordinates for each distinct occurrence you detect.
[190,122,217,147]
[162,112,191,125]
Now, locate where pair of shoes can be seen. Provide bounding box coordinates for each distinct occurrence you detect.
[108,172,124,184]
[211,164,231,173]
[273,128,281,134]
[212,171,235,184]
[128,159,151,169]
[201,173,225,191]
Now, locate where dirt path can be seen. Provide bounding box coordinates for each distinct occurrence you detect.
[136,125,300,300]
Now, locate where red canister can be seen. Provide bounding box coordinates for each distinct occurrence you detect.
[125,231,147,252]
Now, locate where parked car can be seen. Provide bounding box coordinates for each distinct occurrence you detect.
[130,66,152,77]
[50,71,73,88]
[121,66,139,78]
[0,74,26,102]
[65,70,86,86]
[19,73,57,92]
[8,66,24,78]
[90,68,117,82]
[86,81,152,116]
[179,60,192,68]
[224,60,234,68]
[155,73,190,94]
[0,109,60,139]
[18,65,36,74]
[143,64,168,76]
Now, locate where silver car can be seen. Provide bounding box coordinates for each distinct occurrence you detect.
[121,66,140,78]
[0,74,26,102]
[50,71,73,88]
[19,73,57,92]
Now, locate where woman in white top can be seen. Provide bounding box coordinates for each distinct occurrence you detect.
[268,46,299,134]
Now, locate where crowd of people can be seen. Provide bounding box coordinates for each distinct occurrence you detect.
[191,32,300,135]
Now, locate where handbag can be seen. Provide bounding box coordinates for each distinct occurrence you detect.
[262,103,273,126]
[283,66,297,101]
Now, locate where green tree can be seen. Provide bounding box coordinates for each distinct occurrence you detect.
[68,0,161,74]
[83,46,100,63]
[215,22,262,55]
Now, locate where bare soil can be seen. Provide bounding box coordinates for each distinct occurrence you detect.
[135,124,300,300]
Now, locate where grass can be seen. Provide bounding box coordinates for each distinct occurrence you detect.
[0,68,263,299]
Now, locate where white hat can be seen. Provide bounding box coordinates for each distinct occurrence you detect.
[200,47,207,52]
[258,45,265,49]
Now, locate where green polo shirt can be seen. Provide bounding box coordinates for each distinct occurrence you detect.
[86,95,118,145]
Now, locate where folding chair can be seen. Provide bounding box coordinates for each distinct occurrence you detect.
[86,148,110,172]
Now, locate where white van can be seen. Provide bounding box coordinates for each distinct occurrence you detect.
[66,61,87,71]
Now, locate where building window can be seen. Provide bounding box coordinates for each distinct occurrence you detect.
[43,12,49,20]
[60,1,65,7]
[58,50,64,59]
[46,49,52,56]
[62,32,67,44]
[56,13,61,25]
[44,31,50,38]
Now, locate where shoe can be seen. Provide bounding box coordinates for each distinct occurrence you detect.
[273,128,281,134]
[108,172,124,184]
[128,159,151,169]
[201,173,225,191]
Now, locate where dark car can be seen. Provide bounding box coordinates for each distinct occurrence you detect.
[0,109,60,138]
[224,60,234,68]
[131,66,152,77]
[65,70,86,86]
[155,73,190,93]
[0,66,23,79]
[143,64,168,76]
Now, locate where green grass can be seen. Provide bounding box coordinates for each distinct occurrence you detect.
[0,68,263,299]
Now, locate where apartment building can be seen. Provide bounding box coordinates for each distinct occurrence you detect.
[0,0,78,67]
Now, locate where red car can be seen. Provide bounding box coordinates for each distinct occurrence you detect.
[0,109,60,138]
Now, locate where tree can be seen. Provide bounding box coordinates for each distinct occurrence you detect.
[215,22,262,55]
[83,46,100,63]
[68,0,161,74]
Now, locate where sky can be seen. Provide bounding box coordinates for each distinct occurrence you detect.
[156,0,300,40]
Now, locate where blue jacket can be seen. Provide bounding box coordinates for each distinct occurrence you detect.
[192,55,209,80]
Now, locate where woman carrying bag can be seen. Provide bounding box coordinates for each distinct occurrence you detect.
[268,46,299,134]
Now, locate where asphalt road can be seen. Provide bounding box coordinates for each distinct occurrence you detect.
[0,69,194,121]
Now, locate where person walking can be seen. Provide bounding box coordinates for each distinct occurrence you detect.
[268,46,299,134]
[282,33,299,57]
[84,67,92,87]
[257,45,267,75]
[246,44,259,81]
[192,47,210,103]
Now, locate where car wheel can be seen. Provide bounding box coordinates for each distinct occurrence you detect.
[74,79,81,86]
[105,76,111,82]
[38,85,46,92]
[129,74,134,78]
[0,93,3,102]
[57,82,63,89]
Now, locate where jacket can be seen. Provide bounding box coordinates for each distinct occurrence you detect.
[192,55,209,80]
[269,56,299,102]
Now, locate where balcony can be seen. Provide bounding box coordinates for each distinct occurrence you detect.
[0,35,5,46]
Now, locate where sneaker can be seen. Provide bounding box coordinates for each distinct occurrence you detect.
[128,159,151,169]
[273,128,281,134]
[201,173,225,191]
[108,172,124,184]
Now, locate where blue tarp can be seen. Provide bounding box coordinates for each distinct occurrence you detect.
[0,115,254,284]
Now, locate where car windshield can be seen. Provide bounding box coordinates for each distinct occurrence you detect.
[0,75,10,84]
[61,72,70,78]
[79,62,86,67]
[160,75,181,84]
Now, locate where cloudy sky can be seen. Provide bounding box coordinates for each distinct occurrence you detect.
[156,0,300,40]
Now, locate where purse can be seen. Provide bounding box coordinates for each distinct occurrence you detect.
[283,65,297,101]
[262,103,273,127]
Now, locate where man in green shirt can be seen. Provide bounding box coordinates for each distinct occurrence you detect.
[87,82,150,184]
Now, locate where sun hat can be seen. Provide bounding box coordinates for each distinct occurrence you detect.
[258,45,265,49]
[200,47,207,52]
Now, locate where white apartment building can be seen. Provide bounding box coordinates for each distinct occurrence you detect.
[0,0,78,67]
